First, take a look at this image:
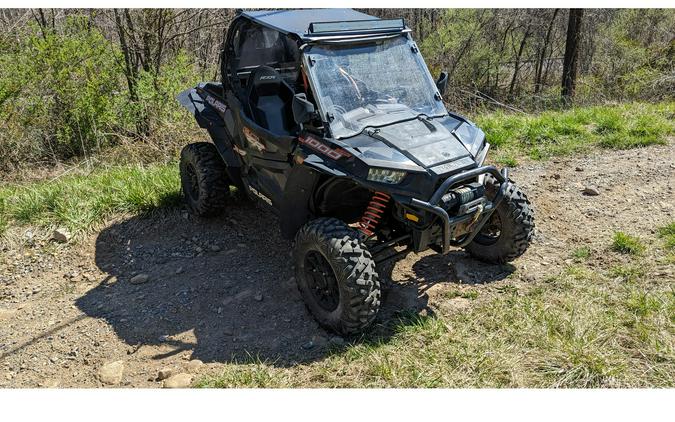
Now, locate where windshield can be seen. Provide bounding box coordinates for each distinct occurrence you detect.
[305,36,447,139]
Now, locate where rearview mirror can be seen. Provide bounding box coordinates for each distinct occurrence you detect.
[436,71,449,96]
[292,93,316,125]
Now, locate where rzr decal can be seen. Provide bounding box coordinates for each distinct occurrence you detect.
[243,127,266,152]
[298,136,351,160]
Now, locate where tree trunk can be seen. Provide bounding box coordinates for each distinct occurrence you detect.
[535,9,559,94]
[114,9,138,102]
[508,24,532,99]
[561,9,583,104]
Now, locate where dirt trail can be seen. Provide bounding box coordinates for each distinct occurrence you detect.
[1,142,673,387]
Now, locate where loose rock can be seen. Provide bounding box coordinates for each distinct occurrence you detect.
[130,274,149,284]
[162,373,192,388]
[311,335,328,347]
[0,308,17,320]
[42,378,60,388]
[51,228,71,243]
[157,368,174,381]
[582,186,600,196]
[186,359,204,373]
[98,360,124,385]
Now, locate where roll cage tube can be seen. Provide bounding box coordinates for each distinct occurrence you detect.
[221,16,304,102]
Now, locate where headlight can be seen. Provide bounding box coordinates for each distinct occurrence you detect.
[367,168,407,184]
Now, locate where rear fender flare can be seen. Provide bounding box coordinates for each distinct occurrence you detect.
[177,84,243,186]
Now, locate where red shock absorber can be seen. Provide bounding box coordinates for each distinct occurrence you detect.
[358,191,391,237]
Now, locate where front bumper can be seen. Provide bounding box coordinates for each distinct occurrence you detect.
[395,165,509,254]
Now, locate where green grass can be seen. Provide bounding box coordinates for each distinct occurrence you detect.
[196,260,674,388]
[658,222,675,250]
[0,163,181,236]
[609,264,646,283]
[571,246,592,261]
[445,289,479,300]
[477,102,674,164]
[611,232,646,255]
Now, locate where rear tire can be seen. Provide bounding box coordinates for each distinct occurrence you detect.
[465,176,534,263]
[179,142,229,217]
[293,218,381,335]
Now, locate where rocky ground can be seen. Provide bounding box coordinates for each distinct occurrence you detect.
[1,142,673,388]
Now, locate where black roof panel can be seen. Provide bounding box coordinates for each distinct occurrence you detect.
[241,9,379,39]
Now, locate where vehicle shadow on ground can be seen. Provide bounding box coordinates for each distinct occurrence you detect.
[76,200,512,367]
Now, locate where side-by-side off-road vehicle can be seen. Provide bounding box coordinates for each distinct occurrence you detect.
[178,9,534,334]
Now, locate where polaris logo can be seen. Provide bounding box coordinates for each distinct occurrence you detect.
[205,95,227,114]
[259,75,277,80]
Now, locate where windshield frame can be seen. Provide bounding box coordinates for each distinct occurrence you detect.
[302,34,448,139]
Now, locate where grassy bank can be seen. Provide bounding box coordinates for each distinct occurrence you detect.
[1,101,673,236]
[196,225,674,388]
[0,164,180,236]
[476,101,675,166]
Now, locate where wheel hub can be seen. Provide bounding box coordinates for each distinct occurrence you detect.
[303,251,339,312]
[475,211,502,245]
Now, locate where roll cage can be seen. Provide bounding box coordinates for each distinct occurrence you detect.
[220,9,411,107]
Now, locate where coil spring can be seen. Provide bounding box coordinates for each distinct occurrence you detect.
[358,191,391,237]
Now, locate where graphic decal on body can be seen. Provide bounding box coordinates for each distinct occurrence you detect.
[298,135,351,160]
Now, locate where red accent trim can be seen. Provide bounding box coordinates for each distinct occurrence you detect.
[298,135,351,160]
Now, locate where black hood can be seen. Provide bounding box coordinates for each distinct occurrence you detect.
[343,114,485,176]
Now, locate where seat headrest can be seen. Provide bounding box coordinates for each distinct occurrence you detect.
[249,66,282,91]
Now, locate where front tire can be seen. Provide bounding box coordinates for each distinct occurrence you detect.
[179,142,229,217]
[465,176,534,263]
[293,218,381,335]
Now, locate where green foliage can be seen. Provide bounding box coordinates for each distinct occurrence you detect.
[0,15,204,171]
[127,50,202,135]
[611,232,645,255]
[421,9,675,110]
[0,17,123,166]
[589,9,675,102]
[476,102,674,161]
[0,163,181,235]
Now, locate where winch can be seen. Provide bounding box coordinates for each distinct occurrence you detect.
[440,182,485,211]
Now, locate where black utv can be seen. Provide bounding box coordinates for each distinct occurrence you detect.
[178,9,534,335]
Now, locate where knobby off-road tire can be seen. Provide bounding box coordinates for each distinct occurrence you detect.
[293,218,381,335]
[465,175,535,264]
[179,142,229,217]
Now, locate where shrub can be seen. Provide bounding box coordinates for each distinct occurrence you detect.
[0,17,124,168]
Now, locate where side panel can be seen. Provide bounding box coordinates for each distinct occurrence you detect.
[279,164,321,239]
